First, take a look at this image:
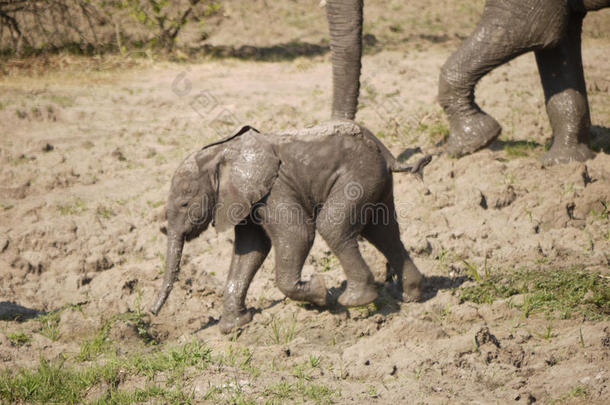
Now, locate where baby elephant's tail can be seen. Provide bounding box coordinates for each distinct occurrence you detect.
[390,155,432,181]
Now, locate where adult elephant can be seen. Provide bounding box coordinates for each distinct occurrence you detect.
[325,0,609,165]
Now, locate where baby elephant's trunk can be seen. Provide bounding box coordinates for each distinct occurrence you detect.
[390,155,432,180]
[150,232,185,315]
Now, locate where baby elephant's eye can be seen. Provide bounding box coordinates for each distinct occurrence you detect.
[180,201,189,207]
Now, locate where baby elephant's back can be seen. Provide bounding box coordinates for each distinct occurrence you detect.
[272,121,391,204]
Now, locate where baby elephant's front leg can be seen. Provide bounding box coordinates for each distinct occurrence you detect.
[219,222,270,334]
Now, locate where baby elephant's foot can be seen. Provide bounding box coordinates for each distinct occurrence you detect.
[338,282,378,307]
[402,282,423,303]
[402,273,425,303]
[307,274,329,307]
[219,309,253,334]
[541,142,595,166]
[446,112,501,157]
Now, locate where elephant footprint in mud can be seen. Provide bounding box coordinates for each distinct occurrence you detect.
[150,121,431,334]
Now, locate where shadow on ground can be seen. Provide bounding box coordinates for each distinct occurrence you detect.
[0,301,42,321]
[194,34,383,61]
[198,41,329,61]
[591,125,610,154]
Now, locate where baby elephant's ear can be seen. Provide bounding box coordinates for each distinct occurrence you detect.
[214,131,280,232]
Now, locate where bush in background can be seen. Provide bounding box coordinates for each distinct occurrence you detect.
[0,0,222,57]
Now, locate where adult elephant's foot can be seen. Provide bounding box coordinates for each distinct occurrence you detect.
[219,309,253,334]
[445,112,502,157]
[540,142,595,166]
[338,281,378,307]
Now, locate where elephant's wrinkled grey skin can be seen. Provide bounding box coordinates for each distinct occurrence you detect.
[150,121,431,334]
[438,0,609,165]
[324,0,608,165]
[327,0,363,120]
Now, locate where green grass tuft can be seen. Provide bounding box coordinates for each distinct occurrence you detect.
[263,380,339,404]
[269,315,297,344]
[79,321,113,361]
[504,140,542,158]
[58,199,86,215]
[459,267,610,320]
[91,385,193,405]
[7,331,31,347]
[37,311,61,341]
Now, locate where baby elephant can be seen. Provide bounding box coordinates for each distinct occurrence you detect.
[150,121,430,334]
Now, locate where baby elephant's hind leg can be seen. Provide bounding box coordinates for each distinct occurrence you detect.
[317,200,378,307]
[361,204,424,302]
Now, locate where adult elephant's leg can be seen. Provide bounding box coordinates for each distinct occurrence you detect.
[327,0,363,120]
[219,221,271,334]
[535,13,595,166]
[438,0,569,157]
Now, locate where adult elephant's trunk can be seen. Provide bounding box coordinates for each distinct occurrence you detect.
[327,0,363,120]
[150,232,184,315]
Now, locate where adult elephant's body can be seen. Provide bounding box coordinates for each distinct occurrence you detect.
[325,0,609,165]
[439,0,609,165]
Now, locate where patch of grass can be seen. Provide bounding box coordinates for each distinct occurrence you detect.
[463,259,485,282]
[263,380,339,404]
[0,339,211,404]
[366,385,378,398]
[0,202,14,210]
[7,331,31,347]
[0,357,101,403]
[538,324,556,341]
[122,290,158,344]
[434,248,454,274]
[269,315,297,344]
[96,205,116,219]
[590,200,609,220]
[129,340,212,378]
[79,321,113,361]
[91,385,193,405]
[550,384,588,404]
[428,304,451,324]
[504,140,541,158]
[37,311,61,341]
[216,346,259,377]
[309,354,320,368]
[418,120,449,145]
[459,267,610,320]
[202,381,255,404]
[57,198,86,215]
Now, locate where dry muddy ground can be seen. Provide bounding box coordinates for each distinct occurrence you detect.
[0,1,609,404]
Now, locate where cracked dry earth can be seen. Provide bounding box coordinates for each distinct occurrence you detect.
[1,10,610,405]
